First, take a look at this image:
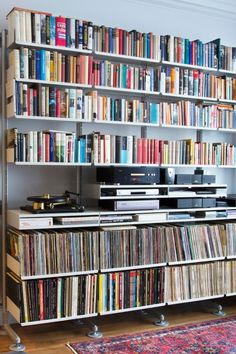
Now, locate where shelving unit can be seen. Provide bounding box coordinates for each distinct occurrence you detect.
[2,6,236,352]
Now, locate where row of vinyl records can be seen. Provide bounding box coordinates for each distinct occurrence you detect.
[7,272,97,322]
[7,8,236,73]
[7,261,236,322]
[13,83,236,129]
[7,223,236,276]
[7,129,236,165]
[9,48,236,101]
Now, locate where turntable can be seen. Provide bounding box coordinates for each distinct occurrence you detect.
[21,191,85,214]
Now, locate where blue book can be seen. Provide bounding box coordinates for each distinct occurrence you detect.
[35,50,41,80]
[50,16,56,46]
[185,39,190,64]
[74,138,78,162]
[109,27,113,53]
[111,99,115,120]
[122,65,127,88]
[40,50,46,81]
[147,33,150,58]
[150,103,158,124]
[80,137,86,163]
[49,132,55,162]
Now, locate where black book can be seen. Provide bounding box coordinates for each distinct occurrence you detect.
[83,22,88,49]
[65,55,70,82]
[66,18,71,48]
[115,135,122,162]
[28,49,32,79]
[46,15,51,45]
[75,20,79,48]
[31,13,35,43]
[40,14,46,45]
[49,87,56,117]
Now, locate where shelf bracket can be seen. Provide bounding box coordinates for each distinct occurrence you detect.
[4,324,26,352]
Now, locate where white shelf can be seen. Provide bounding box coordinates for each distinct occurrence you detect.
[20,313,98,327]
[94,163,159,167]
[11,162,92,166]
[11,115,93,123]
[21,270,98,280]
[218,69,236,76]
[99,303,165,316]
[160,92,217,102]
[160,124,217,131]
[94,51,160,65]
[161,61,218,72]
[168,257,225,265]
[218,128,236,133]
[99,184,226,189]
[100,263,166,273]
[167,294,224,305]
[93,119,159,127]
[9,41,92,55]
[15,78,92,89]
[219,98,236,104]
[94,85,160,96]
[160,164,217,168]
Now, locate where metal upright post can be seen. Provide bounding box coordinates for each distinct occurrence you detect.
[1,29,25,352]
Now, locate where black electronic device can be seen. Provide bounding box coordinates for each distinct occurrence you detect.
[160,168,175,184]
[165,198,203,209]
[202,198,216,208]
[20,191,85,214]
[175,174,192,185]
[223,194,236,207]
[96,166,160,185]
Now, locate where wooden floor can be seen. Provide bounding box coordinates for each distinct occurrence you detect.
[1,298,236,354]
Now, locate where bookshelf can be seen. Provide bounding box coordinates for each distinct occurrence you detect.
[2,5,236,351]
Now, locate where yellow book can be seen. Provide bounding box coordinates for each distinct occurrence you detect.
[97,274,103,313]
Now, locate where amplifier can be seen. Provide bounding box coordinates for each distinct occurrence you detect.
[165,198,203,209]
[96,166,160,185]
[99,199,160,211]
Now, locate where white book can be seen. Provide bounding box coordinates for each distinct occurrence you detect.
[127,135,133,164]
[23,48,28,79]
[8,9,20,44]
[19,11,26,42]
[104,135,110,164]
[70,18,75,48]
[93,133,99,164]
[35,13,41,44]
[71,277,78,316]
[160,71,166,93]
[9,49,20,80]
[41,86,46,117]
[76,89,83,119]
[88,22,93,50]
[33,131,38,162]
[45,51,51,81]
[25,11,32,42]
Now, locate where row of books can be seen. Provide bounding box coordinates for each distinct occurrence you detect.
[98,268,165,312]
[8,223,236,276]
[7,272,97,322]
[7,8,93,49]
[8,130,236,166]
[8,9,236,72]
[8,228,99,276]
[160,139,236,166]
[12,83,236,129]
[9,49,92,84]
[14,83,96,120]
[9,48,236,100]
[165,262,225,302]
[8,129,94,163]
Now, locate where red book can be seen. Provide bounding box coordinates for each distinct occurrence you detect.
[119,29,123,55]
[88,56,93,85]
[156,140,161,164]
[27,87,30,116]
[142,138,148,164]
[127,67,131,89]
[56,17,66,47]
[79,56,85,84]
[44,132,50,162]
[137,138,142,163]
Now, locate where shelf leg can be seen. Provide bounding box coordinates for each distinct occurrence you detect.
[87,323,103,339]
[153,313,169,327]
[4,324,26,352]
[212,304,226,317]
